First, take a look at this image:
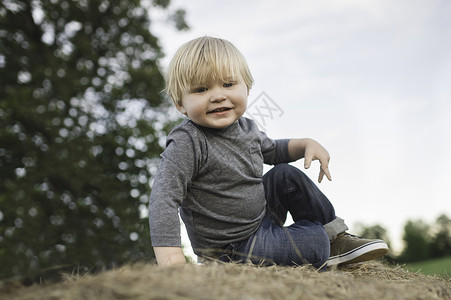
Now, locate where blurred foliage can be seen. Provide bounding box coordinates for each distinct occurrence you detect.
[399,219,431,263]
[398,214,451,263]
[356,214,451,264]
[0,0,185,282]
[429,214,451,258]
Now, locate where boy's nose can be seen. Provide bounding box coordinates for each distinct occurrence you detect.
[209,87,227,103]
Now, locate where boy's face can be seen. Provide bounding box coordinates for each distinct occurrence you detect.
[177,75,248,129]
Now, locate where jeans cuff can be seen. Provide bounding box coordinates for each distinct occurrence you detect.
[323,217,348,241]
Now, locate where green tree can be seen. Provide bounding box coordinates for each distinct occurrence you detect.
[0,0,186,282]
[430,214,451,258]
[398,220,431,263]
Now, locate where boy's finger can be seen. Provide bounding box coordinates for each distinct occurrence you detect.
[304,155,312,169]
[322,165,332,182]
[318,170,324,183]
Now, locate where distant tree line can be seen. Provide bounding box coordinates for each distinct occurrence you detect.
[357,214,451,263]
[397,214,451,263]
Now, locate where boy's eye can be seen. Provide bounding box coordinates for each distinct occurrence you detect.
[223,82,235,88]
[193,87,207,93]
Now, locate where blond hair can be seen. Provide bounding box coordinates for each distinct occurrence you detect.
[165,36,254,106]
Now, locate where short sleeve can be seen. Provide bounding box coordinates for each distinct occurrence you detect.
[260,131,291,165]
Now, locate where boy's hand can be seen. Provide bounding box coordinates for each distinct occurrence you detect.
[153,247,187,266]
[288,138,332,183]
[303,140,331,183]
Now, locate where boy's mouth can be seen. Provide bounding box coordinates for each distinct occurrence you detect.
[207,107,232,114]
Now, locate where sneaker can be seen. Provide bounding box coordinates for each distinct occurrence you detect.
[327,233,388,267]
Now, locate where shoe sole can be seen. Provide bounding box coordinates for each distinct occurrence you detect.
[327,240,388,267]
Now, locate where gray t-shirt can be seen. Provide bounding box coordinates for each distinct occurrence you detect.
[148,117,291,255]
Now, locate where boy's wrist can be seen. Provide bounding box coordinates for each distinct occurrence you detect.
[154,246,186,266]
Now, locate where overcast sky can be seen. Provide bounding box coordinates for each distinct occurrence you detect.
[149,0,451,256]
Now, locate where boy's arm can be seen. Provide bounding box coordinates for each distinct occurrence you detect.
[153,246,186,266]
[288,138,332,183]
[149,124,202,267]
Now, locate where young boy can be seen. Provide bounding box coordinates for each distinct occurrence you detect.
[149,36,388,268]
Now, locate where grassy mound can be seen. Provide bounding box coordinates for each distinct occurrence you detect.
[2,261,450,300]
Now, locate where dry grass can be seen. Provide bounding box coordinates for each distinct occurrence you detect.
[2,261,450,300]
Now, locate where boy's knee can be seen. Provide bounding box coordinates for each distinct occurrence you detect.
[272,163,295,172]
[269,163,304,179]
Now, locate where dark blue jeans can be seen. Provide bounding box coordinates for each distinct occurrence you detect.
[219,164,337,268]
